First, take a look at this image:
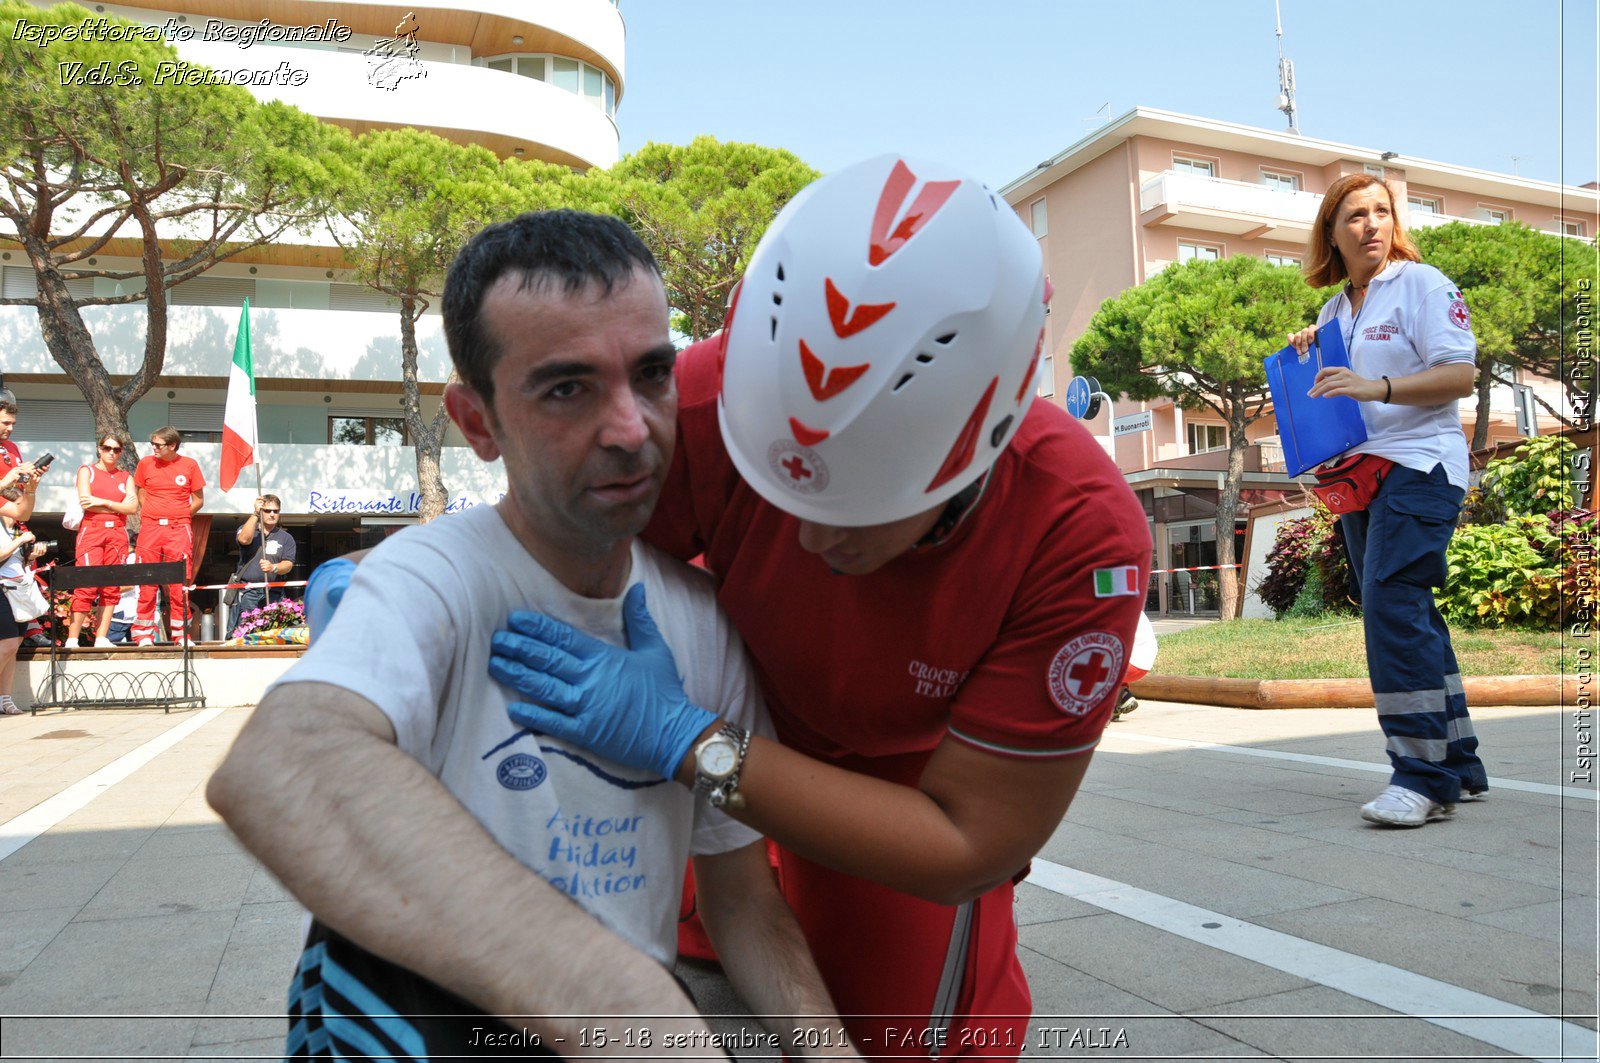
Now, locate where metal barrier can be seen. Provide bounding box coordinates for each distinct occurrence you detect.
[30,562,205,714]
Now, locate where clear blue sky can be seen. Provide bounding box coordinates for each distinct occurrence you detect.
[616,0,1598,190]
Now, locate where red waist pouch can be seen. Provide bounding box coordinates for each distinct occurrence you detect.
[1312,453,1396,515]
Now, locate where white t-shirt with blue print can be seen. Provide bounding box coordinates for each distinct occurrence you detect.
[274,503,765,966]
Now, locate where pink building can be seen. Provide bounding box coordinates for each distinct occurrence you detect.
[1002,107,1599,616]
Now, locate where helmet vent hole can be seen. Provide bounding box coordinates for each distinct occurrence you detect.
[935,332,957,345]
[776,263,785,282]
[915,353,935,364]
[990,415,1014,447]
[770,316,778,342]
[772,293,782,305]
[893,373,914,393]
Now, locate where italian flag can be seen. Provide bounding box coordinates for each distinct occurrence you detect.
[1094,565,1141,597]
[219,299,257,491]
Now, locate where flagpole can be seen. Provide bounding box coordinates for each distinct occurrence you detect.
[255,461,269,610]
[223,298,264,632]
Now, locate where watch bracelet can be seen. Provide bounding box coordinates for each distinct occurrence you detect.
[695,723,751,807]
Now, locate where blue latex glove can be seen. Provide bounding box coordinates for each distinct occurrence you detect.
[488,584,717,781]
[304,557,357,643]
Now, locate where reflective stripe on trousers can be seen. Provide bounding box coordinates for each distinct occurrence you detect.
[927,900,974,1059]
[1341,463,1487,804]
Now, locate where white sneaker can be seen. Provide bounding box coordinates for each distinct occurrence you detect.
[93,637,116,648]
[134,637,154,647]
[1361,785,1454,828]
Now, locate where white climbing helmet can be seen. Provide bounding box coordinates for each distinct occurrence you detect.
[718,153,1046,527]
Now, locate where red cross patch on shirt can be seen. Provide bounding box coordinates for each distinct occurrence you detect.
[1046,630,1126,718]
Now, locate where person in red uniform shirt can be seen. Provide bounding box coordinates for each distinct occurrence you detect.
[68,435,136,647]
[0,400,43,493]
[132,426,205,645]
[486,156,1152,1059]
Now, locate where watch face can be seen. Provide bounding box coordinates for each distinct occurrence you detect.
[701,738,738,776]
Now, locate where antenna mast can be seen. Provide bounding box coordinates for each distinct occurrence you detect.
[1274,0,1300,134]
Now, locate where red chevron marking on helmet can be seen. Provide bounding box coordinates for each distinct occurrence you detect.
[869,160,961,267]
[799,338,871,402]
[1015,327,1045,403]
[926,376,998,493]
[824,277,895,338]
[789,416,829,447]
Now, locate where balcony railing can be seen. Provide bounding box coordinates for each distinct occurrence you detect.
[1142,171,1591,244]
[1140,170,1322,228]
[1408,210,1592,243]
[175,41,620,168]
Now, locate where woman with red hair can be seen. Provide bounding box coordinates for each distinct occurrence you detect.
[1288,173,1486,827]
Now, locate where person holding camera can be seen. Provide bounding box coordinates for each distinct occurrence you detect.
[230,494,295,637]
[67,436,135,648]
[0,473,42,714]
[0,401,46,496]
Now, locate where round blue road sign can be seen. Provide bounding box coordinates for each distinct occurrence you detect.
[1066,375,1102,420]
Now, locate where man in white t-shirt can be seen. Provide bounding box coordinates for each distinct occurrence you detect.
[208,211,853,1060]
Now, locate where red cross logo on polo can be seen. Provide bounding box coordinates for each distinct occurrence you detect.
[1448,296,1471,331]
[1046,631,1125,717]
[765,439,829,494]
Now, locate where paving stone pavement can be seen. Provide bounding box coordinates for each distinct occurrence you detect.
[0,698,1594,1061]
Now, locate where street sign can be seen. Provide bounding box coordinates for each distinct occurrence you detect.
[1065,375,1102,420]
[1112,410,1154,437]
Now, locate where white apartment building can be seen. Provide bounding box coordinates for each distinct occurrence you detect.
[1,0,626,585]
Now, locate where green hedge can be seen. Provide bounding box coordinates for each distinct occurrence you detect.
[1257,436,1595,630]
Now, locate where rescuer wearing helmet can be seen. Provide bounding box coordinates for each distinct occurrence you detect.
[485,156,1153,1057]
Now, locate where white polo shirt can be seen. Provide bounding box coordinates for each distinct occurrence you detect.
[1315,260,1475,488]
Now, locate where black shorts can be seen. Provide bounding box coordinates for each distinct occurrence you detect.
[0,597,24,640]
[287,920,557,1059]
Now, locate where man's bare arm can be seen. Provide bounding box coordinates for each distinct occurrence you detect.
[207,681,716,1052]
[237,502,261,545]
[692,843,857,1059]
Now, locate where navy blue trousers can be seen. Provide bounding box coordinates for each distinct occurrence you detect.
[1341,463,1487,804]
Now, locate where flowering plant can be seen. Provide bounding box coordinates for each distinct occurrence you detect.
[231,597,307,638]
[1254,498,1355,618]
[27,584,75,645]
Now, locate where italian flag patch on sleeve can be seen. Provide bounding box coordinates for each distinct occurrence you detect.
[1094,566,1141,598]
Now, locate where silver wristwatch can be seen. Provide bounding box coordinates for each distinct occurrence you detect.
[691,723,751,810]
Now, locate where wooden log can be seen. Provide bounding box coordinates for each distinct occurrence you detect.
[1130,673,1579,709]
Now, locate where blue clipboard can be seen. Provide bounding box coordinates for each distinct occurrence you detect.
[1263,322,1368,477]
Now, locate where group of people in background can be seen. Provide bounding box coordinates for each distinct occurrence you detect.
[0,411,298,675]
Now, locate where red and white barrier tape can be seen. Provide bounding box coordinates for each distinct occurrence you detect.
[1148,564,1243,575]
[187,580,310,591]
